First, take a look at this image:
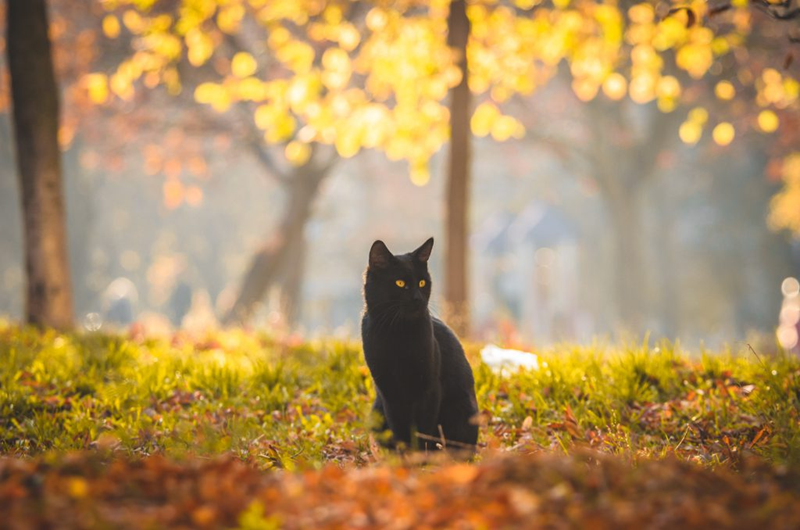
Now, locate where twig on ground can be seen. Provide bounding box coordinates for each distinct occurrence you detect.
[415,432,476,451]
[675,424,692,452]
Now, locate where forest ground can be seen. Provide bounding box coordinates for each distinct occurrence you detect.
[1,322,799,528]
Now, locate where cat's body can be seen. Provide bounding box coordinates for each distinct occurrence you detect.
[361,238,479,450]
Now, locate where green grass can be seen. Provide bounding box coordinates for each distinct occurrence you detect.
[1,321,798,470]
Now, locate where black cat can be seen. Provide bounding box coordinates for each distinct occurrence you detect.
[361,237,479,450]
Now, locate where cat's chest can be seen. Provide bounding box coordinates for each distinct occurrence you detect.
[362,317,436,372]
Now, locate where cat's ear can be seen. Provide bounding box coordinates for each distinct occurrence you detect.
[369,240,394,269]
[412,237,434,263]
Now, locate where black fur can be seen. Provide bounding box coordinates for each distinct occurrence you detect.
[361,238,479,450]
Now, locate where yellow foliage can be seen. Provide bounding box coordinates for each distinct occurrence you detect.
[236,77,268,101]
[186,29,214,67]
[491,115,522,142]
[231,52,258,78]
[85,73,110,105]
[366,8,389,32]
[285,141,312,166]
[410,161,431,186]
[338,23,361,51]
[122,10,145,34]
[102,0,798,182]
[688,107,709,124]
[572,78,599,102]
[269,27,292,49]
[194,83,230,112]
[657,76,681,99]
[657,97,677,113]
[629,73,656,104]
[254,104,277,130]
[218,3,245,34]
[602,73,627,100]
[679,121,702,145]
[711,36,730,56]
[712,122,735,146]
[769,153,800,232]
[334,126,362,158]
[103,15,121,39]
[652,18,686,51]
[264,113,297,143]
[322,48,350,72]
[275,40,316,74]
[757,110,779,133]
[676,43,713,79]
[110,70,135,101]
[758,69,799,109]
[471,102,500,137]
[628,4,654,24]
[715,81,736,101]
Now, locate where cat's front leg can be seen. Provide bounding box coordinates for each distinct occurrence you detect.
[414,389,442,450]
[370,392,394,447]
[380,396,414,448]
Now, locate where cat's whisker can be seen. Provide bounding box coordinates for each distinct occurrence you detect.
[373,304,403,331]
[389,310,402,330]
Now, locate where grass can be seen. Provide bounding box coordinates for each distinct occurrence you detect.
[1,321,799,470]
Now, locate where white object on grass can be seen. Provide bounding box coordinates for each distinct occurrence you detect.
[480,344,540,374]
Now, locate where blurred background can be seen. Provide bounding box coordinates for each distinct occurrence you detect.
[1,0,799,348]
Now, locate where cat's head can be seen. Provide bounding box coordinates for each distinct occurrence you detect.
[364,238,434,319]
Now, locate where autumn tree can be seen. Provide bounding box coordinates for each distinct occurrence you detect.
[97,0,457,327]
[91,0,798,334]
[2,0,181,322]
[446,0,472,335]
[463,0,798,333]
[5,0,74,329]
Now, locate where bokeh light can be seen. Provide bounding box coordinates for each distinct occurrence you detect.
[712,122,735,146]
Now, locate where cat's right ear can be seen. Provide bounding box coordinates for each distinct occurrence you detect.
[369,240,394,269]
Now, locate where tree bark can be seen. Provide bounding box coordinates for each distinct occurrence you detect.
[6,0,74,329]
[445,0,471,337]
[223,164,327,326]
[278,229,306,328]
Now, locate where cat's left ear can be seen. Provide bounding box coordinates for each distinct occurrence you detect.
[369,240,394,269]
[412,237,434,263]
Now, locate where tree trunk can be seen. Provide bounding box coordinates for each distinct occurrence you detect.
[223,164,326,326]
[445,0,471,337]
[6,0,74,329]
[278,230,306,328]
[604,187,646,335]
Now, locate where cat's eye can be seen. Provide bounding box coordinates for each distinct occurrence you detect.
[395,280,405,288]
[419,280,426,288]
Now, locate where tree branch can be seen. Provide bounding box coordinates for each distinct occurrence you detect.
[753,0,800,19]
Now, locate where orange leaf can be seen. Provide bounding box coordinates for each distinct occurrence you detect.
[442,464,479,485]
[749,426,768,449]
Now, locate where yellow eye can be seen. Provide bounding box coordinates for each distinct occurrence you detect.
[396,280,405,288]
[419,280,426,288]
